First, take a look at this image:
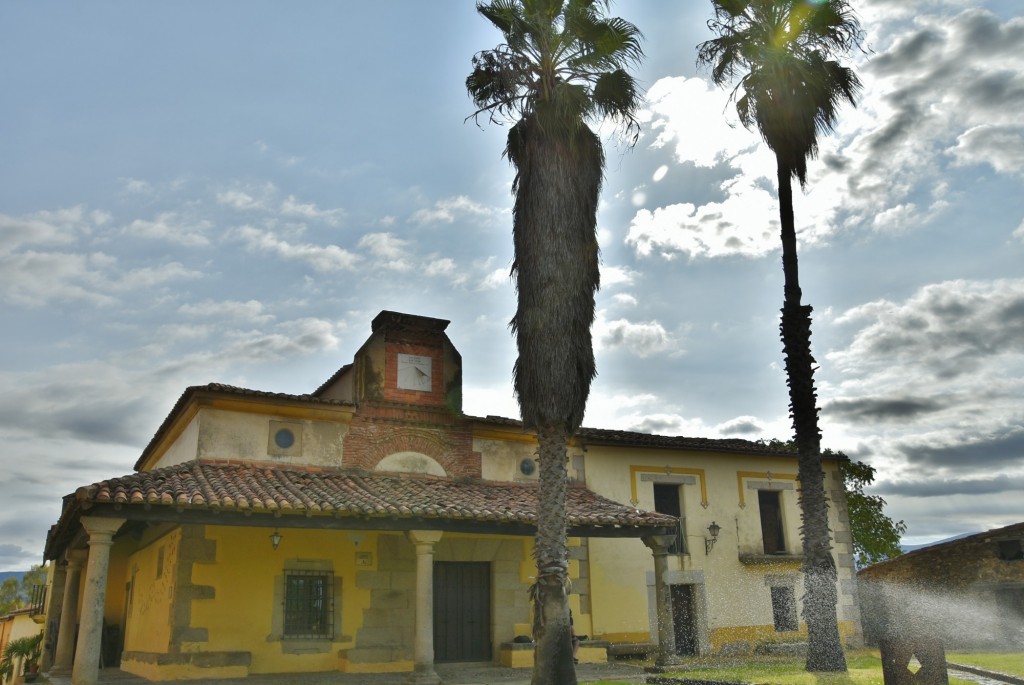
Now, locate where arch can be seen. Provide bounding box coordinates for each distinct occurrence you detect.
[375,451,447,477]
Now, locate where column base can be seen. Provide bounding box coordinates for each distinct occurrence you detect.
[646,655,684,672]
[405,664,442,685]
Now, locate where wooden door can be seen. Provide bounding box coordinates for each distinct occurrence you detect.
[433,562,491,662]
[671,584,698,656]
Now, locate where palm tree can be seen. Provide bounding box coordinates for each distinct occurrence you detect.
[697,0,862,673]
[467,2,642,683]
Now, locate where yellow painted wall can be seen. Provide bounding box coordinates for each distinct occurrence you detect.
[195,408,349,469]
[152,415,201,470]
[582,444,851,651]
[124,529,180,654]
[188,525,371,675]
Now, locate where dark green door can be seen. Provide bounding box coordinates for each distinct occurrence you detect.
[434,562,491,662]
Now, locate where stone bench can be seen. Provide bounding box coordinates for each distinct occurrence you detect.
[607,642,655,659]
[498,640,610,668]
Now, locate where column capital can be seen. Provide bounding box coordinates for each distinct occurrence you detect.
[642,534,676,555]
[406,530,443,547]
[64,548,88,568]
[80,515,126,540]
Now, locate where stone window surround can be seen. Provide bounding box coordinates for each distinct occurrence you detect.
[270,558,346,654]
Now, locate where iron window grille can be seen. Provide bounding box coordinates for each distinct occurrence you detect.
[669,518,688,555]
[284,570,334,639]
[29,584,47,615]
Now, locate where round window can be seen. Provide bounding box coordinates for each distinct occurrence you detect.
[519,458,536,476]
[274,428,295,449]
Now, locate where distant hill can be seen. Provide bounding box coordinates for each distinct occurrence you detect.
[901,531,977,554]
[0,571,25,583]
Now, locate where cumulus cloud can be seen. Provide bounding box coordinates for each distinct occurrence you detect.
[358,232,413,271]
[628,8,1024,265]
[947,125,1024,175]
[0,248,200,307]
[235,226,360,271]
[594,315,679,357]
[0,205,92,253]
[823,279,1024,479]
[718,416,766,436]
[124,212,212,247]
[601,265,638,287]
[217,188,268,209]
[642,76,760,168]
[178,299,274,323]
[280,195,344,225]
[410,195,497,225]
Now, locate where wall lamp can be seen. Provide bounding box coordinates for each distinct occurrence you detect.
[270,528,282,551]
[704,521,721,555]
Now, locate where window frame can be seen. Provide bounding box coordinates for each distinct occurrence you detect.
[769,585,798,632]
[283,569,335,640]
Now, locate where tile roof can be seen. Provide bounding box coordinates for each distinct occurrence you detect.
[474,415,799,456]
[76,460,677,530]
[137,384,798,473]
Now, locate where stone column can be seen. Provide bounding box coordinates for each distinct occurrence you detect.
[406,530,443,685]
[52,550,88,673]
[643,534,680,669]
[72,516,125,685]
[41,559,68,671]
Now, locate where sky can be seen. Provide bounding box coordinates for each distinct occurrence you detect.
[1,0,1022,570]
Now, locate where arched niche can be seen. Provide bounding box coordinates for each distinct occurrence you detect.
[375,451,447,477]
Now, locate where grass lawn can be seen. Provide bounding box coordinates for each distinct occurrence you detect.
[947,652,1024,678]
[582,650,1004,685]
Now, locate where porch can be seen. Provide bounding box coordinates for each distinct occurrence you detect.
[45,660,648,685]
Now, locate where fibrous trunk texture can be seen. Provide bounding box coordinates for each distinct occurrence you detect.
[777,163,847,673]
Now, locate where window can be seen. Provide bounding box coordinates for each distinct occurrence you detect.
[770,586,798,632]
[284,571,334,639]
[654,483,687,554]
[758,490,786,554]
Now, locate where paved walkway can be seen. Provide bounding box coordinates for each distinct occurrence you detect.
[44,661,648,685]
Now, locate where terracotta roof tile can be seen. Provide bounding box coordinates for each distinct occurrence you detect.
[78,461,676,530]
[474,416,800,456]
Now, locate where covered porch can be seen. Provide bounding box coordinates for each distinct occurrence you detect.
[43,460,680,685]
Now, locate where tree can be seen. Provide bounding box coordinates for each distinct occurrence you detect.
[836,454,906,567]
[467,2,642,683]
[0,578,19,616]
[698,0,863,672]
[0,565,48,616]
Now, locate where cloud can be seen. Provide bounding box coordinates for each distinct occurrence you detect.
[823,397,947,424]
[280,195,344,225]
[358,232,413,271]
[718,416,766,436]
[0,317,342,448]
[822,279,1024,480]
[642,76,760,168]
[947,125,1024,175]
[601,265,638,287]
[178,299,274,323]
[220,317,340,362]
[0,206,92,253]
[629,8,1024,266]
[235,226,360,272]
[124,212,212,247]
[216,186,272,211]
[875,473,1024,498]
[410,195,497,225]
[594,315,678,357]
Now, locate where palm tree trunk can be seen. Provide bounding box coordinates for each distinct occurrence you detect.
[531,423,577,685]
[776,161,847,673]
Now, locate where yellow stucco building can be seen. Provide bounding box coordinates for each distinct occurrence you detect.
[40,311,861,684]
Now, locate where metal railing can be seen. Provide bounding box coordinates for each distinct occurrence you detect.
[668,518,688,555]
[29,584,46,615]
